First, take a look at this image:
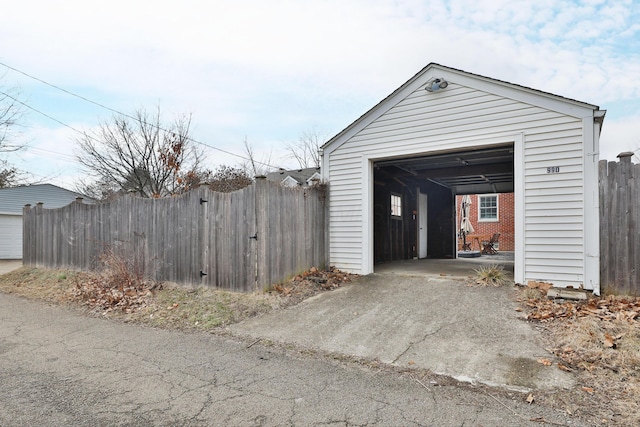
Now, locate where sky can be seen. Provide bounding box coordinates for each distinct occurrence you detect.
[1,0,639,190]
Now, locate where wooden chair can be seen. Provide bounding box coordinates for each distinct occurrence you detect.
[482,233,500,255]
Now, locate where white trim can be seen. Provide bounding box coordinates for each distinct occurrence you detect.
[514,133,525,284]
[363,155,373,274]
[477,194,499,222]
[583,116,600,294]
[280,176,299,188]
[362,140,519,275]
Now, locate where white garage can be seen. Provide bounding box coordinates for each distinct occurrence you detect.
[0,184,91,259]
[321,63,605,293]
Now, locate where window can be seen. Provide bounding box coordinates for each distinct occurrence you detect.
[478,194,498,221]
[391,194,402,218]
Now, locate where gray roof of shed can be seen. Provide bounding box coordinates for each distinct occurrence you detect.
[0,184,91,215]
[266,167,321,186]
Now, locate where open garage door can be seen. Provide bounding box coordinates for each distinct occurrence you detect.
[373,144,514,266]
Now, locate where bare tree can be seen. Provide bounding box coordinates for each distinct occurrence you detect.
[240,138,276,177]
[285,130,326,169]
[0,78,25,187]
[0,79,24,153]
[75,106,208,198]
[0,162,18,188]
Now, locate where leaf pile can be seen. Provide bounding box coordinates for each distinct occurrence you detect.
[520,289,640,425]
[523,295,640,323]
[271,266,355,300]
[73,276,156,313]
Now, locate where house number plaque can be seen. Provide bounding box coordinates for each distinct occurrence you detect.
[546,166,560,174]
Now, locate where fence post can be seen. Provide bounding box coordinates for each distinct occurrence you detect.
[618,152,637,291]
[22,204,32,265]
[618,152,637,295]
[601,152,638,295]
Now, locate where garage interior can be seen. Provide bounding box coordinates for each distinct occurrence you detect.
[373,144,515,268]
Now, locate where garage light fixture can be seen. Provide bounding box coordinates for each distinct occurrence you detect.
[425,78,449,92]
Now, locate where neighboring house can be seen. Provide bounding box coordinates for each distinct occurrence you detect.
[321,63,605,293]
[0,184,92,259]
[456,193,515,251]
[266,167,321,188]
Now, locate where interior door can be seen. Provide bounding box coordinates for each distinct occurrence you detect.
[418,192,428,258]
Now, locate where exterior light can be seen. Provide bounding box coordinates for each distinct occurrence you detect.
[425,78,449,92]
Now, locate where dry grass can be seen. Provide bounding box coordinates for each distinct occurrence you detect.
[0,267,283,328]
[134,283,283,329]
[519,290,640,425]
[0,265,353,331]
[473,264,510,287]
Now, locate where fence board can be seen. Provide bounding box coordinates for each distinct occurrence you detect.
[599,153,640,295]
[23,182,326,292]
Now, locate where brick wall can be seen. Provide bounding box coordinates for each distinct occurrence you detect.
[456,193,514,251]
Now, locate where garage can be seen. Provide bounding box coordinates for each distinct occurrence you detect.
[0,214,23,259]
[321,63,605,292]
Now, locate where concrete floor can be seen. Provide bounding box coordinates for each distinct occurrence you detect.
[374,252,515,279]
[231,250,574,392]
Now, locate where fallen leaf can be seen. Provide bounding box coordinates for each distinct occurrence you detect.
[558,364,573,372]
[581,386,594,394]
[408,360,415,365]
[604,333,616,349]
[526,393,534,404]
[537,358,552,366]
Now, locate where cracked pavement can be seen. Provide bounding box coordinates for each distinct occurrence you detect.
[1,290,585,426]
[230,274,574,392]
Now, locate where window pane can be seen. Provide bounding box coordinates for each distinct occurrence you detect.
[479,195,497,219]
[391,194,402,217]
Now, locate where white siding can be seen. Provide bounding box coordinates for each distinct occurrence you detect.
[523,120,585,286]
[326,74,595,289]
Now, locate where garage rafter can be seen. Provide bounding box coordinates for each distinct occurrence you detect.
[373,145,514,194]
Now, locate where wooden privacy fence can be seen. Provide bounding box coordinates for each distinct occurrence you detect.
[600,152,639,296]
[23,178,327,292]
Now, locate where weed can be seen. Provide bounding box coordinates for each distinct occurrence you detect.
[473,264,509,287]
[521,287,543,300]
[74,242,158,312]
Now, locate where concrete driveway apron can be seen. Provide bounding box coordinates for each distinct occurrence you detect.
[229,269,573,392]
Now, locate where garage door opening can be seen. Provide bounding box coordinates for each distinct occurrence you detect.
[372,144,515,272]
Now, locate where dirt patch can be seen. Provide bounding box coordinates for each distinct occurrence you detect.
[519,289,640,426]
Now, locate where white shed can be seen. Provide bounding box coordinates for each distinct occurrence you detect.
[0,184,91,259]
[321,63,605,293]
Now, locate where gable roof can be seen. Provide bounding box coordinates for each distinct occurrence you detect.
[0,184,92,215]
[266,167,321,186]
[322,62,604,154]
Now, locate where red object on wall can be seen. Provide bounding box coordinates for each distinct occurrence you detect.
[455,193,515,251]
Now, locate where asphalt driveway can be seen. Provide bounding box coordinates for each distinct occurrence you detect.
[230,257,574,392]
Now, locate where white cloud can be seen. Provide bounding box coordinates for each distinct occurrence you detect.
[600,115,640,161]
